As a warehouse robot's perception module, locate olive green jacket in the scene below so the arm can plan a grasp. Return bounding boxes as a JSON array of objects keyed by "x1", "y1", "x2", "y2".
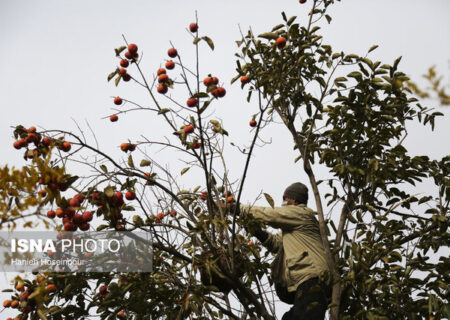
[{"x1": 241, "y1": 204, "x2": 329, "y2": 293}]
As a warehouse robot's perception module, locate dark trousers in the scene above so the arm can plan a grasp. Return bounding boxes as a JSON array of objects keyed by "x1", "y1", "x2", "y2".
[{"x1": 281, "y1": 277, "x2": 330, "y2": 320}]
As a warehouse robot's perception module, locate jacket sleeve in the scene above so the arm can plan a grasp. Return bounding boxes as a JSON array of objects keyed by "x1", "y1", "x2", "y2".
[
  {"x1": 240, "y1": 204, "x2": 305, "y2": 230},
  {"x1": 262, "y1": 232, "x2": 282, "y2": 254}
]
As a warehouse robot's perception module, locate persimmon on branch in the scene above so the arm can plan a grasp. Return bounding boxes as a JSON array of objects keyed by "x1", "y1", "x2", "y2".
[{"x1": 1, "y1": 16, "x2": 283, "y2": 320}]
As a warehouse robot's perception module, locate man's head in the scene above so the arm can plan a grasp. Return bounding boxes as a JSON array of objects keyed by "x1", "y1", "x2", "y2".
[{"x1": 282, "y1": 182, "x2": 308, "y2": 205}]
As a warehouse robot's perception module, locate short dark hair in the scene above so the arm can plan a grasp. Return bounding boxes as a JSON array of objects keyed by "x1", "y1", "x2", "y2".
[{"x1": 283, "y1": 182, "x2": 308, "y2": 205}]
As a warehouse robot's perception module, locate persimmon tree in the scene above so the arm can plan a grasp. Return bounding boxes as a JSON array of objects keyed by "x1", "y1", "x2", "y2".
[
  {"x1": 1, "y1": 1, "x2": 449, "y2": 320},
  {"x1": 1, "y1": 15, "x2": 278, "y2": 320},
  {"x1": 233, "y1": 1, "x2": 449, "y2": 319}
]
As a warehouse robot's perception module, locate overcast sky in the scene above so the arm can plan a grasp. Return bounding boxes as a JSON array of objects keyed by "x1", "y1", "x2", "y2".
[{"x1": 0, "y1": 0, "x2": 449, "y2": 318}]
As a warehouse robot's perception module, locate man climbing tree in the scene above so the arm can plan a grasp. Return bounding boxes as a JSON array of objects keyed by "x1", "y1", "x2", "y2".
[
  {"x1": 221, "y1": 182, "x2": 331, "y2": 319},
  {"x1": 0, "y1": 1, "x2": 448, "y2": 319}
]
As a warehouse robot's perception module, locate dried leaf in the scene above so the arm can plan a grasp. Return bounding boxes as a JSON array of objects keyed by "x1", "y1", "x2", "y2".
[
  {"x1": 368, "y1": 44, "x2": 379, "y2": 53},
  {"x1": 158, "y1": 108, "x2": 170, "y2": 115},
  {"x1": 264, "y1": 193, "x2": 275, "y2": 209},
  {"x1": 128, "y1": 155, "x2": 134, "y2": 168},
  {"x1": 201, "y1": 36, "x2": 214, "y2": 50}
]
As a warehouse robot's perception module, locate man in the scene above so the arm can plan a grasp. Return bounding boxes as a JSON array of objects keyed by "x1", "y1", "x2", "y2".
[{"x1": 230, "y1": 182, "x2": 330, "y2": 320}]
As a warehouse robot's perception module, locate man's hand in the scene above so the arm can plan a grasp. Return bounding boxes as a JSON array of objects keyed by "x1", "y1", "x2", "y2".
[
  {"x1": 216, "y1": 200, "x2": 240, "y2": 215},
  {"x1": 216, "y1": 201, "x2": 269, "y2": 243},
  {"x1": 216, "y1": 201, "x2": 230, "y2": 211},
  {"x1": 253, "y1": 227, "x2": 269, "y2": 243},
  {"x1": 243, "y1": 223, "x2": 269, "y2": 243}
]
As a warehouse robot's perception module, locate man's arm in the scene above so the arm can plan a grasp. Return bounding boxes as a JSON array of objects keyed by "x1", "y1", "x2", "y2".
[
  {"x1": 219, "y1": 202, "x2": 283, "y2": 252},
  {"x1": 240, "y1": 204, "x2": 304, "y2": 230},
  {"x1": 247, "y1": 224, "x2": 282, "y2": 254},
  {"x1": 259, "y1": 231, "x2": 282, "y2": 254}
]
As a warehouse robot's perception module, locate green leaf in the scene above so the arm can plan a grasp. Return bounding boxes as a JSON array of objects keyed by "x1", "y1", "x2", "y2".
[
  {"x1": 258, "y1": 32, "x2": 279, "y2": 40},
  {"x1": 368, "y1": 44, "x2": 378, "y2": 53},
  {"x1": 48, "y1": 306, "x2": 64, "y2": 315},
  {"x1": 390, "y1": 251, "x2": 402, "y2": 262},
  {"x1": 201, "y1": 36, "x2": 214, "y2": 50},
  {"x1": 230, "y1": 73, "x2": 240, "y2": 85},
  {"x1": 140, "y1": 159, "x2": 151, "y2": 167},
  {"x1": 264, "y1": 193, "x2": 275, "y2": 209},
  {"x1": 247, "y1": 90, "x2": 253, "y2": 102},
  {"x1": 332, "y1": 52, "x2": 341, "y2": 60},
  {"x1": 100, "y1": 165, "x2": 108, "y2": 173},
  {"x1": 347, "y1": 71, "x2": 362, "y2": 79},
  {"x1": 310, "y1": 26, "x2": 320, "y2": 34},
  {"x1": 356, "y1": 211, "x2": 363, "y2": 222},
  {"x1": 1, "y1": 289, "x2": 13, "y2": 292},
  {"x1": 158, "y1": 108, "x2": 170, "y2": 115},
  {"x1": 271, "y1": 24, "x2": 284, "y2": 31},
  {"x1": 287, "y1": 16, "x2": 297, "y2": 26},
  {"x1": 418, "y1": 196, "x2": 432, "y2": 205},
  {"x1": 37, "y1": 309, "x2": 48, "y2": 320},
  {"x1": 193, "y1": 37, "x2": 201, "y2": 45},
  {"x1": 115, "y1": 46, "x2": 127, "y2": 57},
  {"x1": 347, "y1": 214, "x2": 357, "y2": 224},
  {"x1": 393, "y1": 56, "x2": 402, "y2": 70},
  {"x1": 107, "y1": 70, "x2": 118, "y2": 82},
  {"x1": 181, "y1": 167, "x2": 190, "y2": 176},
  {"x1": 96, "y1": 224, "x2": 109, "y2": 231},
  {"x1": 325, "y1": 15, "x2": 332, "y2": 24},
  {"x1": 361, "y1": 57, "x2": 373, "y2": 68},
  {"x1": 316, "y1": 77, "x2": 326, "y2": 87},
  {"x1": 346, "y1": 54, "x2": 359, "y2": 60},
  {"x1": 297, "y1": 55, "x2": 306, "y2": 65},
  {"x1": 104, "y1": 186, "x2": 115, "y2": 198},
  {"x1": 63, "y1": 284, "x2": 72, "y2": 296},
  {"x1": 306, "y1": 103, "x2": 312, "y2": 116},
  {"x1": 115, "y1": 75, "x2": 121, "y2": 87},
  {"x1": 193, "y1": 92, "x2": 209, "y2": 98},
  {"x1": 368, "y1": 158, "x2": 379, "y2": 171},
  {"x1": 133, "y1": 215, "x2": 144, "y2": 226},
  {"x1": 65, "y1": 175, "x2": 79, "y2": 187},
  {"x1": 199, "y1": 100, "x2": 211, "y2": 114},
  {"x1": 128, "y1": 155, "x2": 134, "y2": 168},
  {"x1": 334, "y1": 77, "x2": 347, "y2": 82}
]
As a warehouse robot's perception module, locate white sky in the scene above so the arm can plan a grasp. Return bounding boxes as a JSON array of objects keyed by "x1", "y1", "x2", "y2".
[{"x1": 0, "y1": 0, "x2": 449, "y2": 318}]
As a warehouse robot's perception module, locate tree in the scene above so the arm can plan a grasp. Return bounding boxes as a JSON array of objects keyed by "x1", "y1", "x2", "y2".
[
  {"x1": 1, "y1": 1, "x2": 448, "y2": 319},
  {"x1": 407, "y1": 64, "x2": 450, "y2": 106}
]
